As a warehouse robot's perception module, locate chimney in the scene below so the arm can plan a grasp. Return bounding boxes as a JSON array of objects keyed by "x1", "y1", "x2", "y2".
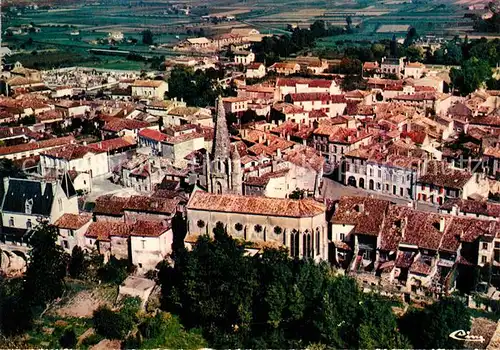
[
  {"x1": 277, "y1": 148, "x2": 281, "y2": 158},
  {"x1": 357, "y1": 204, "x2": 364, "y2": 213},
  {"x1": 451, "y1": 204, "x2": 458, "y2": 215},
  {"x1": 83, "y1": 141, "x2": 87, "y2": 146},
  {"x1": 439, "y1": 217, "x2": 446, "y2": 233}
]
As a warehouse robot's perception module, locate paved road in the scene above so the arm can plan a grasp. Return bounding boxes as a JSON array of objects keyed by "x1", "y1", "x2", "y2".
[{"x1": 320, "y1": 177, "x2": 437, "y2": 213}]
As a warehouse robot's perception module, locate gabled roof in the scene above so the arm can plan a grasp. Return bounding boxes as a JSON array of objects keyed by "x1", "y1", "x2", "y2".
[
  {"x1": 187, "y1": 191, "x2": 325, "y2": 218},
  {"x1": 40, "y1": 144, "x2": 103, "y2": 161},
  {"x1": 331, "y1": 196, "x2": 391, "y2": 236},
  {"x1": 54, "y1": 213, "x2": 92, "y2": 230},
  {"x1": 123, "y1": 195, "x2": 179, "y2": 215},
  {"x1": 1, "y1": 178, "x2": 55, "y2": 216}
]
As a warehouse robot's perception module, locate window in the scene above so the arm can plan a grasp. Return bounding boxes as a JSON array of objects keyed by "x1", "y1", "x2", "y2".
[
  {"x1": 400, "y1": 188, "x2": 403, "y2": 196},
  {"x1": 482, "y1": 256, "x2": 487, "y2": 264},
  {"x1": 483, "y1": 242, "x2": 489, "y2": 250},
  {"x1": 495, "y1": 242, "x2": 500, "y2": 249},
  {"x1": 385, "y1": 184, "x2": 389, "y2": 191},
  {"x1": 340, "y1": 233, "x2": 345, "y2": 241},
  {"x1": 58, "y1": 198, "x2": 63, "y2": 211},
  {"x1": 69, "y1": 229, "x2": 74, "y2": 237},
  {"x1": 26, "y1": 219, "x2": 32, "y2": 229},
  {"x1": 378, "y1": 169, "x2": 382, "y2": 178},
  {"x1": 9, "y1": 217, "x2": 14, "y2": 227},
  {"x1": 362, "y1": 250, "x2": 371, "y2": 260},
  {"x1": 369, "y1": 168, "x2": 373, "y2": 176},
  {"x1": 63, "y1": 240, "x2": 69, "y2": 249},
  {"x1": 141, "y1": 240, "x2": 146, "y2": 249}
]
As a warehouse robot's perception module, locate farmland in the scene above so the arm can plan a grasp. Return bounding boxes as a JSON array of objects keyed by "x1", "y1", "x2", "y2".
[{"x1": 1, "y1": 0, "x2": 490, "y2": 69}]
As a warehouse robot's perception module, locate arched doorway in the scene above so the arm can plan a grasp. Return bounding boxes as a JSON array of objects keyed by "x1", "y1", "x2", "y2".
[
  {"x1": 359, "y1": 178, "x2": 365, "y2": 189},
  {"x1": 347, "y1": 176, "x2": 357, "y2": 187},
  {"x1": 216, "y1": 182, "x2": 223, "y2": 194},
  {"x1": 369, "y1": 179, "x2": 374, "y2": 190}
]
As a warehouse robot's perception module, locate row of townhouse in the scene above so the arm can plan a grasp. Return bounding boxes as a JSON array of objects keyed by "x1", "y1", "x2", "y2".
[{"x1": 330, "y1": 195, "x2": 499, "y2": 298}]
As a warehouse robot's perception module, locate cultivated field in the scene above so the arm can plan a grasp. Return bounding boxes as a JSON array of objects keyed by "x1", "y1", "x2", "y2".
[{"x1": 2, "y1": 0, "x2": 491, "y2": 69}]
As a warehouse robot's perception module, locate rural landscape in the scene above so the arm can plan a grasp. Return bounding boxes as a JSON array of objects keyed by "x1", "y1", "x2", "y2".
[
  {"x1": 2, "y1": 0, "x2": 499, "y2": 70},
  {"x1": 0, "y1": 0, "x2": 500, "y2": 349}
]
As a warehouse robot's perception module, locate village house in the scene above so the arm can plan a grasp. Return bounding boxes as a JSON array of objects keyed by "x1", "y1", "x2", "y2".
[
  {"x1": 270, "y1": 103, "x2": 309, "y2": 124},
  {"x1": 346, "y1": 152, "x2": 420, "y2": 199},
  {"x1": 53, "y1": 213, "x2": 93, "y2": 253},
  {"x1": 161, "y1": 125, "x2": 205, "y2": 168},
  {"x1": 313, "y1": 126, "x2": 373, "y2": 165},
  {"x1": 233, "y1": 50, "x2": 255, "y2": 65},
  {"x1": 404, "y1": 62, "x2": 426, "y2": 79},
  {"x1": 439, "y1": 198, "x2": 500, "y2": 221},
  {"x1": 131, "y1": 80, "x2": 169, "y2": 100},
  {"x1": 285, "y1": 93, "x2": 347, "y2": 118},
  {"x1": 164, "y1": 106, "x2": 213, "y2": 127},
  {"x1": 54, "y1": 100, "x2": 90, "y2": 118},
  {"x1": 416, "y1": 161, "x2": 490, "y2": 205},
  {"x1": 123, "y1": 195, "x2": 179, "y2": 225},
  {"x1": 102, "y1": 118, "x2": 151, "y2": 140},
  {"x1": 483, "y1": 145, "x2": 500, "y2": 179},
  {"x1": 221, "y1": 97, "x2": 249, "y2": 115},
  {"x1": 268, "y1": 62, "x2": 300, "y2": 76},
  {"x1": 237, "y1": 84, "x2": 276, "y2": 101},
  {"x1": 84, "y1": 220, "x2": 173, "y2": 271},
  {"x1": 0, "y1": 136, "x2": 76, "y2": 161},
  {"x1": 245, "y1": 63, "x2": 266, "y2": 79},
  {"x1": 0, "y1": 175, "x2": 78, "y2": 250},
  {"x1": 138, "y1": 128, "x2": 168, "y2": 156},
  {"x1": 276, "y1": 78, "x2": 341, "y2": 100},
  {"x1": 186, "y1": 190, "x2": 328, "y2": 261},
  {"x1": 380, "y1": 57, "x2": 405, "y2": 78},
  {"x1": 176, "y1": 37, "x2": 212, "y2": 51},
  {"x1": 39, "y1": 143, "x2": 109, "y2": 178}
]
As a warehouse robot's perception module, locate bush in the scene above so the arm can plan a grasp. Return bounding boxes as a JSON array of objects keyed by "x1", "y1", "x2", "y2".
[
  {"x1": 93, "y1": 305, "x2": 134, "y2": 340},
  {"x1": 81, "y1": 333, "x2": 102, "y2": 347},
  {"x1": 98, "y1": 256, "x2": 129, "y2": 284},
  {"x1": 59, "y1": 328, "x2": 77, "y2": 348}
]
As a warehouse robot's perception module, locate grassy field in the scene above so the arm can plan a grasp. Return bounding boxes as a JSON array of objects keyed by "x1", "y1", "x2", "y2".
[{"x1": 0, "y1": 0, "x2": 484, "y2": 70}]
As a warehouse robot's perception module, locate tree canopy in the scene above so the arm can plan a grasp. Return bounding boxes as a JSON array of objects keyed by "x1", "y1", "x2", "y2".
[{"x1": 159, "y1": 227, "x2": 410, "y2": 349}]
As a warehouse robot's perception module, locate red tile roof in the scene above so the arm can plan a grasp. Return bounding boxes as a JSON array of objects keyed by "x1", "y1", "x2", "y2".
[
  {"x1": 440, "y1": 199, "x2": 500, "y2": 218},
  {"x1": 0, "y1": 136, "x2": 75, "y2": 156},
  {"x1": 187, "y1": 191, "x2": 325, "y2": 218},
  {"x1": 276, "y1": 78, "x2": 334, "y2": 88},
  {"x1": 93, "y1": 195, "x2": 129, "y2": 217},
  {"x1": 85, "y1": 221, "x2": 131, "y2": 241},
  {"x1": 54, "y1": 213, "x2": 92, "y2": 230},
  {"x1": 331, "y1": 196, "x2": 391, "y2": 236},
  {"x1": 418, "y1": 161, "x2": 473, "y2": 189},
  {"x1": 123, "y1": 195, "x2": 179, "y2": 215},
  {"x1": 88, "y1": 137, "x2": 136, "y2": 152},
  {"x1": 103, "y1": 118, "x2": 150, "y2": 132},
  {"x1": 138, "y1": 128, "x2": 168, "y2": 142},
  {"x1": 41, "y1": 144, "x2": 104, "y2": 160}
]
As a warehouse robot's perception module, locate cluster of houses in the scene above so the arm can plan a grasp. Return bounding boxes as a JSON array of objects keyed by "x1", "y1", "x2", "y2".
[{"x1": 0, "y1": 42, "x2": 499, "y2": 301}]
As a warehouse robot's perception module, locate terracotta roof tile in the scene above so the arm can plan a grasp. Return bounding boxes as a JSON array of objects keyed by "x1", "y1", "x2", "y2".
[
  {"x1": 187, "y1": 191, "x2": 325, "y2": 218},
  {"x1": 54, "y1": 213, "x2": 92, "y2": 230}
]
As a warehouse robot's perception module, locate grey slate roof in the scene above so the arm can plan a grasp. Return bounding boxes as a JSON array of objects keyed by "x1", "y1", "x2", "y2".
[{"x1": 1, "y1": 178, "x2": 55, "y2": 216}]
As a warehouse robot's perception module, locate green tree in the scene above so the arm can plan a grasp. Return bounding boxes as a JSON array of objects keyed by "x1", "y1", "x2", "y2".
[
  {"x1": 404, "y1": 27, "x2": 418, "y2": 47},
  {"x1": 405, "y1": 45, "x2": 424, "y2": 62},
  {"x1": 142, "y1": 30, "x2": 154, "y2": 45},
  {"x1": 23, "y1": 222, "x2": 68, "y2": 305},
  {"x1": 400, "y1": 297, "x2": 470, "y2": 349},
  {"x1": 93, "y1": 305, "x2": 134, "y2": 340},
  {"x1": 450, "y1": 57, "x2": 491, "y2": 95},
  {"x1": 97, "y1": 256, "x2": 129, "y2": 284},
  {"x1": 68, "y1": 245, "x2": 87, "y2": 279}
]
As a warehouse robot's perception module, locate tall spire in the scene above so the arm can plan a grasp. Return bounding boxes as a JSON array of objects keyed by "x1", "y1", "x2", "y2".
[{"x1": 212, "y1": 97, "x2": 230, "y2": 159}]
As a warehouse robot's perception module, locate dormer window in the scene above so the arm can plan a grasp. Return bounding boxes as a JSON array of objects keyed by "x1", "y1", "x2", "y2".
[{"x1": 25, "y1": 198, "x2": 33, "y2": 214}]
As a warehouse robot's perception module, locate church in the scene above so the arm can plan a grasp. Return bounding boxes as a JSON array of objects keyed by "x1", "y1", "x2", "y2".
[
  {"x1": 203, "y1": 97, "x2": 242, "y2": 195},
  {"x1": 187, "y1": 98, "x2": 328, "y2": 261}
]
